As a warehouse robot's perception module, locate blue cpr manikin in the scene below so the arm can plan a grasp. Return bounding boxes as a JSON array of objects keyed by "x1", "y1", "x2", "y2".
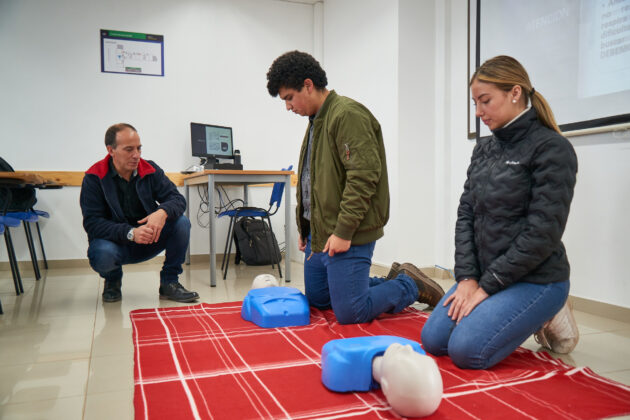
[
  {"x1": 241, "y1": 286, "x2": 310, "y2": 328},
  {"x1": 321, "y1": 336, "x2": 425, "y2": 392}
]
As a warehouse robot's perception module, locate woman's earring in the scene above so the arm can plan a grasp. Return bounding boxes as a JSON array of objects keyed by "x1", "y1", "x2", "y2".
[{"x1": 512, "y1": 99, "x2": 517, "y2": 103}]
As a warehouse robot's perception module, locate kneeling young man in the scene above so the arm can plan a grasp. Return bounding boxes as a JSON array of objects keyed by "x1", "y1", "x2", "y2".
[
  {"x1": 80, "y1": 123, "x2": 198, "y2": 303},
  {"x1": 266, "y1": 51, "x2": 444, "y2": 324}
]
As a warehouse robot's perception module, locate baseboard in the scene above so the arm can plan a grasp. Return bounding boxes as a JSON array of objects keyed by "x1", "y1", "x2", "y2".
[
  {"x1": 188, "y1": 254, "x2": 225, "y2": 264},
  {"x1": 568, "y1": 295, "x2": 630, "y2": 324},
  {"x1": 370, "y1": 262, "x2": 630, "y2": 322},
  {"x1": 0, "y1": 259, "x2": 92, "y2": 270},
  {"x1": 0, "y1": 253, "x2": 230, "y2": 271},
  {"x1": 4, "y1": 258, "x2": 628, "y2": 321},
  {"x1": 370, "y1": 262, "x2": 454, "y2": 280}
]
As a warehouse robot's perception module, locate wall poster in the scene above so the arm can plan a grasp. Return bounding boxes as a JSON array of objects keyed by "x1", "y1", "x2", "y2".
[{"x1": 100, "y1": 29, "x2": 164, "y2": 76}]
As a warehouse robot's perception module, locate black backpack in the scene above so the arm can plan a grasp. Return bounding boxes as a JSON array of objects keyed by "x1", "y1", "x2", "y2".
[
  {"x1": 233, "y1": 217, "x2": 281, "y2": 266},
  {"x1": 0, "y1": 157, "x2": 37, "y2": 212}
]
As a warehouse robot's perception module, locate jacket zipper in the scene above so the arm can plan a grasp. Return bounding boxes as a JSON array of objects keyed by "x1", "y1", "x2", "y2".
[
  {"x1": 478, "y1": 142, "x2": 505, "y2": 257},
  {"x1": 308, "y1": 120, "x2": 317, "y2": 251},
  {"x1": 101, "y1": 177, "x2": 124, "y2": 222}
]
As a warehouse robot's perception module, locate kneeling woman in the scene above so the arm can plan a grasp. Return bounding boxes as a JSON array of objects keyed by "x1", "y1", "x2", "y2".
[{"x1": 421, "y1": 55, "x2": 579, "y2": 369}]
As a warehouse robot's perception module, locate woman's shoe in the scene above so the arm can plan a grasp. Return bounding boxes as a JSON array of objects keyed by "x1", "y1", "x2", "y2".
[{"x1": 534, "y1": 301, "x2": 579, "y2": 354}]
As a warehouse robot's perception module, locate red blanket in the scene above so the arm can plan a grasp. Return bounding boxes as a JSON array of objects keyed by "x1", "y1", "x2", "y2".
[{"x1": 131, "y1": 302, "x2": 630, "y2": 419}]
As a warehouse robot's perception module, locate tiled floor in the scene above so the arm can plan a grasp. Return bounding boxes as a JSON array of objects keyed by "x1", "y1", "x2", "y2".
[{"x1": 0, "y1": 260, "x2": 629, "y2": 419}]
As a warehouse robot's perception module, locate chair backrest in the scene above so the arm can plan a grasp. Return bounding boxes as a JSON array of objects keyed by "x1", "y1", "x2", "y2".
[
  {"x1": 0, "y1": 157, "x2": 37, "y2": 212},
  {"x1": 0, "y1": 157, "x2": 13, "y2": 172},
  {"x1": 268, "y1": 165, "x2": 293, "y2": 212}
]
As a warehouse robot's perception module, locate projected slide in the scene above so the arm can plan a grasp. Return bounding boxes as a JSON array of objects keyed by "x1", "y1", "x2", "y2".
[
  {"x1": 474, "y1": 0, "x2": 630, "y2": 136},
  {"x1": 100, "y1": 30, "x2": 164, "y2": 76},
  {"x1": 578, "y1": 0, "x2": 630, "y2": 97}
]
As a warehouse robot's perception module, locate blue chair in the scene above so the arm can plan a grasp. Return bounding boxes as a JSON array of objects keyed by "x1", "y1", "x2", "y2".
[
  {"x1": 0, "y1": 233, "x2": 2, "y2": 312},
  {"x1": 1, "y1": 214, "x2": 25, "y2": 295},
  {"x1": 219, "y1": 165, "x2": 292, "y2": 280},
  {"x1": 0, "y1": 221, "x2": 2, "y2": 314},
  {"x1": 0, "y1": 220, "x2": 3, "y2": 313},
  {"x1": 5, "y1": 210, "x2": 45, "y2": 280},
  {"x1": 1, "y1": 158, "x2": 50, "y2": 277},
  {"x1": 32, "y1": 209, "x2": 49, "y2": 269}
]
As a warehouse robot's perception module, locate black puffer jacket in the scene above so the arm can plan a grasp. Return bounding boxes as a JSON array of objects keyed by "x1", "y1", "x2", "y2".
[{"x1": 455, "y1": 108, "x2": 578, "y2": 295}]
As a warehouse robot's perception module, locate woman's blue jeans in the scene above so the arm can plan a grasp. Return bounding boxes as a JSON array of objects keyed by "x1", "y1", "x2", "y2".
[
  {"x1": 421, "y1": 279, "x2": 570, "y2": 369},
  {"x1": 87, "y1": 215, "x2": 190, "y2": 285},
  {"x1": 304, "y1": 236, "x2": 418, "y2": 324}
]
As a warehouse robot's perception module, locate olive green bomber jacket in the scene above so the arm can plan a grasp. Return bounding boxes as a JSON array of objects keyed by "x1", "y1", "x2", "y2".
[{"x1": 296, "y1": 90, "x2": 390, "y2": 253}]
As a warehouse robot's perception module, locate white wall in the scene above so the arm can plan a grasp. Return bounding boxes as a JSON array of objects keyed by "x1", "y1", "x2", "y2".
[
  {"x1": 322, "y1": 0, "x2": 402, "y2": 265},
  {"x1": 0, "y1": 0, "x2": 314, "y2": 261},
  {"x1": 322, "y1": 0, "x2": 630, "y2": 309},
  {"x1": 397, "y1": 0, "x2": 439, "y2": 267},
  {"x1": 2, "y1": 0, "x2": 628, "y2": 309},
  {"x1": 321, "y1": 0, "x2": 445, "y2": 269},
  {"x1": 561, "y1": 134, "x2": 630, "y2": 308},
  {"x1": 442, "y1": 0, "x2": 630, "y2": 309},
  {"x1": 441, "y1": 0, "x2": 477, "y2": 270}
]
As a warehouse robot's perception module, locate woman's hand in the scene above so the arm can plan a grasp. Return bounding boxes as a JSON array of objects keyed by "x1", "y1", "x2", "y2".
[{"x1": 444, "y1": 278, "x2": 489, "y2": 324}]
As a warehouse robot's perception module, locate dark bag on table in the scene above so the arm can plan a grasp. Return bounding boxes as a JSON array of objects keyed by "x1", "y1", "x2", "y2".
[
  {"x1": 0, "y1": 157, "x2": 37, "y2": 212},
  {"x1": 233, "y1": 216, "x2": 281, "y2": 266}
]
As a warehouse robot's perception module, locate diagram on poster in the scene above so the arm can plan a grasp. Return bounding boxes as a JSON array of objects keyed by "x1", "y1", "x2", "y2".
[{"x1": 101, "y1": 30, "x2": 164, "y2": 76}]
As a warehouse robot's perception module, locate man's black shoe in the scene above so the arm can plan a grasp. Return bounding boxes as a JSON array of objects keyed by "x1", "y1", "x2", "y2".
[
  {"x1": 159, "y1": 282, "x2": 199, "y2": 303},
  {"x1": 102, "y1": 279, "x2": 122, "y2": 302}
]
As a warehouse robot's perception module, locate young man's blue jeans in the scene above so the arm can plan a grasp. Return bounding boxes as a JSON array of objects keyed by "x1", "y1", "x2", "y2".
[
  {"x1": 421, "y1": 279, "x2": 570, "y2": 369},
  {"x1": 87, "y1": 215, "x2": 190, "y2": 285},
  {"x1": 304, "y1": 236, "x2": 418, "y2": 324}
]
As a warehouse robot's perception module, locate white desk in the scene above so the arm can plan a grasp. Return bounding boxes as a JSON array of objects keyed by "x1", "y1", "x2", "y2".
[{"x1": 183, "y1": 170, "x2": 293, "y2": 287}]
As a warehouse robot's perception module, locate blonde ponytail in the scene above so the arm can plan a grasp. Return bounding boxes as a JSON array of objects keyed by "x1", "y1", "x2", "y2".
[
  {"x1": 471, "y1": 55, "x2": 561, "y2": 134},
  {"x1": 529, "y1": 90, "x2": 560, "y2": 133}
]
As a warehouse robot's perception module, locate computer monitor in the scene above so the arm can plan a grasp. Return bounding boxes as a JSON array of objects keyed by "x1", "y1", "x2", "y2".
[{"x1": 190, "y1": 122, "x2": 234, "y2": 167}]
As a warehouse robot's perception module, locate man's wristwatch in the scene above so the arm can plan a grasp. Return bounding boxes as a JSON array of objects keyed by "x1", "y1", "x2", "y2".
[{"x1": 127, "y1": 228, "x2": 135, "y2": 241}]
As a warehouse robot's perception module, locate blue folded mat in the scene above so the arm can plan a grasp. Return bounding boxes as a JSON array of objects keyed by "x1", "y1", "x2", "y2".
[
  {"x1": 321, "y1": 335, "x2": 425, "y2": 392},
  {"x1": 241, "y1": 286, "x2": 310, "y2": 328}
]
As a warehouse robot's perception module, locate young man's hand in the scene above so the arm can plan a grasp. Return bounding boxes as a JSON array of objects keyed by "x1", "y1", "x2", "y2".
[
  {"x1": 298, "y1": 235, "x2": 306, "y2": 252},
  {"x1": 322, "y1": 234, "x2": 351, "y2": 257}
]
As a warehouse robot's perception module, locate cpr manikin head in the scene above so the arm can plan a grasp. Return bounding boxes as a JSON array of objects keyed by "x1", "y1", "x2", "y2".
[
  {"x1": 251, "y1": 274, "x2": 279, "y2": 289},
  {"x1": 372, "y1": 343, "x2": 443, "y2": 418}
]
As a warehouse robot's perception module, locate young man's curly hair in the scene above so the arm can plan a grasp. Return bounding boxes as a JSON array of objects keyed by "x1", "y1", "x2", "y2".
[{"x1": 266, "y1": 50, "x2": 328, "y2": 97}]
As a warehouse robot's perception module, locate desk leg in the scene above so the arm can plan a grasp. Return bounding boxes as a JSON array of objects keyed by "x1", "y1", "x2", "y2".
[
  {"x1": 185, "y1": 183, "x2": 190, "y2": 265},
  {"x1": 284, "y1": 174, "x2": 292, "y2": 283},
  {"x1": 208, "y1": 175, "x2": 217, "y2": 287}
]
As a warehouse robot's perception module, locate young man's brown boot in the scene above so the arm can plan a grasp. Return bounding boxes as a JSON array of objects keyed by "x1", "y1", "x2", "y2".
[{"x1": 397, "y1": 263, "x2": 445, "y2": 307}]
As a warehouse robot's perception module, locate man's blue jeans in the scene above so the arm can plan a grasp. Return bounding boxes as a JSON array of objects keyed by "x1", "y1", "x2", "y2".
[
  {"x1": 421, "y1": 279, "x2": 570, "y2": 369},
  {"x1": 87, "y1": 215, "x2": 191, "y2": 285},
  {"x1": 304, "y1": 237, "x2": 418, "y2": 324}
]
